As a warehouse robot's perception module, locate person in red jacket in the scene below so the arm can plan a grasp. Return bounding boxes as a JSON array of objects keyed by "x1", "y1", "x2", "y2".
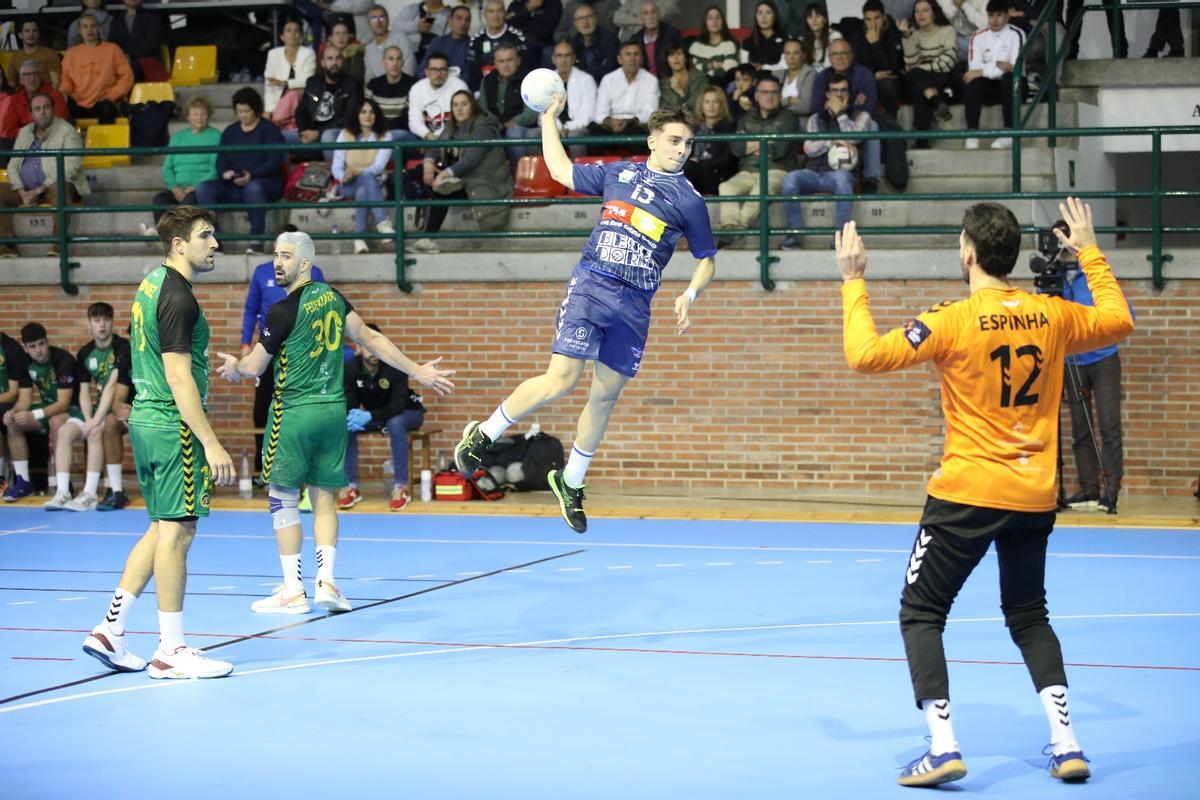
[{"x1": 0, "y1": 60, "x2": 70, "y2": 145}]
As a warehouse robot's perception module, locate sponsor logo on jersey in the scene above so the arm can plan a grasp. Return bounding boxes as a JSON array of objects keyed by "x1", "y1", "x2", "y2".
[
  {"x1": 378, "y1": 378, "x2": 390, "y2": 389},
  {"x1": 904, "y1": 319, "x2": 932, "y2": 350},
  {"x1": 601, "y1": 201, "x2": 666, "y2": 242}
]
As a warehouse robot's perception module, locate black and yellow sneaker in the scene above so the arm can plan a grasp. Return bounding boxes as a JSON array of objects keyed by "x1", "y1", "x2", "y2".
[
  {"x1": 548, "y1": 469, "x2": 587, "y2": 534},
  {"x1": 454, "y1": 421, "x2": 493, "y2": 478}
]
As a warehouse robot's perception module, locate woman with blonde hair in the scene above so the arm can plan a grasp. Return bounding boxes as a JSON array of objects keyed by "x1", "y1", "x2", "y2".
[{"x1": 684, "y1": 86, "x2": 737, "y2": 196}]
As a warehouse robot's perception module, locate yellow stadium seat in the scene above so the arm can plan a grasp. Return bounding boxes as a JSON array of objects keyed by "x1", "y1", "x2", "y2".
[
  {"x1": 83, "y1": 124, "x2": 131, "y2": 169},
  {"x1": 170, "y1": 46, "x2": 217, "y2": 87},
  {"x1": 74, "y1": 118, "x2": 100, "y2": 132},
  {"x1": 0, "y1": 51, "x2": 16, "y2": 76},
  {"x1": 130, "y1": 82, "x2": 175, "y2": 105},
  {"x1": 161, "y1": 45, "x2": 171, "y2": 76},
  {"x1": 0, "y1": 167, "x2": 8, "y2": 184}
]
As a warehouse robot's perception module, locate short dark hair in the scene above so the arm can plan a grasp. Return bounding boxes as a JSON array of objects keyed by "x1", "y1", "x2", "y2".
[
  {"x1": 21, "y1": 322, "x2": 47, "y2": 344},
  {"x1": 425, "y1": 51, "x2": 449, "y2": 68},
  {"x1": 733, "y1": 63, "x2": 758, "y2": 81},
  {"x1": 827, "y1": 73, "x2": 851, "y2": 90},
  {"x1": 962, "y1": 203, "x2": 1021, "y2": 277},
  {"x1": 648, "y1": 105, "x2": 695, "y2": 134},
  {"x1": 985, "y1": 0, "x2": 1009, "y2": 13},
  {"x1": 87, "y1": 302, "x2": 114, "y2": 320},
  {"x1": 862, "y1": 0, "x2": 885, "y2": 13},
  {"x1": 346, "y1": 97, "x2": 389, "y2": 138},
  {"x1": 231, "y1": 87, "x2": 264, "y2": 117},
  {"x1": 620, "y1": 41, "x2": 642, "y2": 53},
  {"x1": 755, "y1": 73, "x2": 782, "y2": 90},
  {"x1": 157, "y1": 205, "x2": 217, "y2": 257}
]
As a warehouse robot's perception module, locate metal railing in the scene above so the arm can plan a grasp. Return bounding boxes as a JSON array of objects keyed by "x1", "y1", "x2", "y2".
[{"x1": 2, "y1": 125, "x2": 1197, "y2": 295}]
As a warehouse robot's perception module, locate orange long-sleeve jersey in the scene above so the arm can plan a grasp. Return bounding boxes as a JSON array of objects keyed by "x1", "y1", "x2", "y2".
[{"x1": 842, "y1": 245, "x2": 1134, "y2": 512}]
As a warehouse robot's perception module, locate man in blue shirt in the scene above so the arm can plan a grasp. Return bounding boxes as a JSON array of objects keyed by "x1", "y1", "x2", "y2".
[{"x1": 454, "y1": 97, "x2": 717, "y2": 533}]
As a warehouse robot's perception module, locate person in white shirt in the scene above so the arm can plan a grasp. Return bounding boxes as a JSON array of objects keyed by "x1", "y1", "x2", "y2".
[
  {"x1": 407, "y1": 51, "x2": 469, "y2": 139},
  {"x1": 364, "y1": 4, "x2": 418, "y2": 79},
  {"x1": 263, "y1": 19, "x2": 318, "y2": 114},
  {"x1": 589, "y1": 41, "x2": 659, "y2": 142},
  {"x1": 538, "y1": 39, "x2": 597, "y2": 157},
  {"x1": 961, "y1": 0, "x2": 1023, "y2": 151}
]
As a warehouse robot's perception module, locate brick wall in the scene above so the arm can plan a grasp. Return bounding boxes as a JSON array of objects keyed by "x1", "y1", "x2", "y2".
[{"x1": 2, "y1": 278, "x2": 1195, "y2": 497}]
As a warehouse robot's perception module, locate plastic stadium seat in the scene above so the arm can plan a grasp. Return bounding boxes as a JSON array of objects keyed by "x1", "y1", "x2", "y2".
[
  {"x1": 170, "y1": 46, "x2": 217, "y2": 87},
  {"x1": 83, "y1": 124, "x2": 131, "y2": 169},
  {"x1": 513, "y1": 155, "x2": 564, "y2": 200},
  {"x1": 161, "y1": 45, "x2": 171, "y2": 76},
  {"x1": 0, "y1": 167, "x2": 8, "y2": 184},
  {"x1": 0, "y1": 52, "x2": 15, "y2": 76},
  {"x1": 129, "y1": 82, "x2": 175, "y2": 105}
]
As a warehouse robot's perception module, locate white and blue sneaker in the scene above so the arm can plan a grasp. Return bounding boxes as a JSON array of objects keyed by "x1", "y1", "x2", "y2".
[
  {"x1": 898, "y1": 748, "x2": 967, "y2": 787},
  {"x1": 82, "y1": 625, "x2": 147, "y2": 672},
  {"x1": 1046, "y1": 745, "x2": 1091, "y2": 781}
]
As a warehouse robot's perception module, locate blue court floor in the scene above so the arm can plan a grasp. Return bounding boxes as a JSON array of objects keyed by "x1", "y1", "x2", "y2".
[{"x1": 1, "y1": 507, "x2": 1197, "y2": 798}]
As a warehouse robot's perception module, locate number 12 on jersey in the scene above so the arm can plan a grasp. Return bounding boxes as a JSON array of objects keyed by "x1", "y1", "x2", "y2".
[{"x1": 990, "y1": 343, "x2": 1043, "y2": 408}]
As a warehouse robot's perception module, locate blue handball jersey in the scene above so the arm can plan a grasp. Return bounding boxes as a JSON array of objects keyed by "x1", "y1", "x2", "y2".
[{"x1": 571, "y1": 161, "x2": 717, "y2": 292}]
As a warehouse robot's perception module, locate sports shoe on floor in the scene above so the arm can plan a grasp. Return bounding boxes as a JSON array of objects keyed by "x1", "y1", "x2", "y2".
[
  {"x1": 897, "y1": 749, "x2": 967, "y2": 787},
  {"x1": 147, "y1": 645, "x2": 233, "y2": 679},
  {"x1": 337, "y1": 487, "x2": 363, "y2": 509},
  {"x1": 1065, "y1": 491, "x2": 1100, "y2": 511},
  {"x1": 990, "y1": 136, "x2": 1013, "y2": 150},
  {"x1": 82, "y1": 625, "x2": 147, "y2": 672},
  {"x1": 65, "y1": 491, "x2": 98, "y2": 511},
  {"x1": 1046, "y1": 746, "x2": 1091, "y2": 781},
  {"x1": 96, "y1": 489, "x2": 130, "y2": 511},
  {"x1": 251, "y1": 585, "x2": 311, "y2": 615},
  {"x1": 299, "y1": 487, "x2": 312, "y2": 513},
  {"x1": 411, "y1": 238, "x2": 440, "y2": 254},
  {"x1": 4, "y1": 475, "x2": 35, "y2": 502},
  {"x1": 1099, "y1": 489, "x2": 1119, "y2": 514},
  {"x1": 454, "y1": 421, "x2": 493, "y2": 477},
  {"x1": 547, "y1": 469, "x2": 587, "y2": 534},
  {"x1": 389, "y1": 486, "x2": 411, "y2": 511},
  {"x1": 314, "y1": 578, "x2": 352, "y2": 612},
  {"x1": 934, "y1": 100, "x2": 953, "y2": 122},
  {"x1": 376, "y1": 219, "x2": 395, "y2": 235},
  {"x1": 964, "y1": 137, "x2": 980, "y2": 150},
  {"x1": 779, "y1": 235, "x2": 803, "y2": 250},
  {"x1": 353, "y1": 238, "x2": 370, "y2": 254},
  {"x1": 43, "y1": 489, "x2": 72, "y2": 510}
]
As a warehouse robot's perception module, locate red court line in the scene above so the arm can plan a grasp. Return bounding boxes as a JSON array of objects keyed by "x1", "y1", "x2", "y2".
[{"x1": 3, "y1": 626, "x2": 1198, "y2": 672}]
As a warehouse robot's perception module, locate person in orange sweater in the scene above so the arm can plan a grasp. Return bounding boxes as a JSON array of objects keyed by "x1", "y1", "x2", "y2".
[
  {"x1": 58, "y1": 12, "x2": 135, "y2": 124},
  {"x1": 838, "y1": 199, "x2": 1133, "y2": 788}
]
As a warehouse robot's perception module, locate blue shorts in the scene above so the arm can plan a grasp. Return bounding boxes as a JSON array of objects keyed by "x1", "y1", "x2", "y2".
[{"x1": 552, "y1": 265, "x2": 654, "y2": 378}]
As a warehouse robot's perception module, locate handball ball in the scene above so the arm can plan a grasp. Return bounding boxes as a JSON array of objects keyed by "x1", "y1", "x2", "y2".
[
  {"x1": 827, "y1": 142, "x2": 859, "y2": 172},
  {"x1": 521, "y1": 68, "x2": 565, "y2": 113}
]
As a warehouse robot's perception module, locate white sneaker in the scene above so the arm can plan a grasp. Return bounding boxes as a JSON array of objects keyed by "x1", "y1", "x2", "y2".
[
  {"x1": 251, "y1": 584, "x2": 311, "y2": 614},
  {"x1": 64, "y1": 491, "x2": 98, "y2": 511},
  {"x1": 964, "y1": 137, "x2": 980, "y2": 150},
  {"x1": 147, "y1": 645, "x2": 233, "y2": 679},
  {"x1": 43, "y1": 490, "x2": 72, "y2": 510},
  {"x1": 990, "y1": 136, "x2": 1013, "y2": 150},
  {"x1": 353, "y1": 238, "x2": 370, "y2": 254},
  {"x1": 411, "y1": 238, "x2": 440, "y2": 254},
  {"x1": 82, "y1": 625, "x2": 147, "y2": 672},
  {"x1": 314, "y1": 578, "x2": 352, "y2": 613},
  {"x1": 376, "y1": 219, "x2": 395, "y2": 235}
]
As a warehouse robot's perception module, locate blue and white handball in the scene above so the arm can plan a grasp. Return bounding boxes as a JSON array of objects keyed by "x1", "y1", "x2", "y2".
[{"x1": 520, "y1": 68, "x2": 565, "y2": 113}]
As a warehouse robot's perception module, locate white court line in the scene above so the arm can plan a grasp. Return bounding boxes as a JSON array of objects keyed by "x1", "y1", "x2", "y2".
[
  {"x1": 257, "y1": 582, "x2": 278, "y2": 587},
  {"x1": 4, "y1": 610, "x2": 1198, "y2": 716},
  {"x1": 456, "y1": 572, "x2": 485, "y2": 577},
  {"x1": 606, "y1": 565, "x2": 633, "y2": 570},
  {"x1": 806, "y1": 560, "x2": 833, "y2": 564},
  {"x1": 857, "y1": 559, "x2": 884, "y2": 563},
  {"x1": 756, "y1": 561, "x2": 783, "y2": 565},
  {"x1": 7, "y1": 601, "x2": 36, "y2": 606},
  {"x1": 207, "y1": 585, "x2": 236, "y2": 591},
  {"x1": 557, "y1": 567, "x2": 583, "y2": 572},
  {"x1": 356, "y1": 577, "x2": 385, "y2": 582},
  {"x1": 505, "y1": 569, "x2": 533, "y2": 573},
  {"x1": 706, "y1": 562, "x2": 733, "y2": 567},
  {"x1": 57, "y1": 597, "x2": 86, "y2": 602},
  {"x1": 406, "y1": 575, "x2": 435, "y2": 579},
  {"x1": 655, "y1": 563, "x2": 685, "y2": 568},
  {"x1": 0, "y1": 524, "x2": 51, "y2": 538}
]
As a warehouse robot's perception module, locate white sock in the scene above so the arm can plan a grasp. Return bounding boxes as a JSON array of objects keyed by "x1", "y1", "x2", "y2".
[
  {"x1": 14, "y1": 460, "x2": 30, "y2": 481},
  {"x1": 316, "y1": 545, "x2": 336, "y2": 582},
  {"x1": 84, "y1": 471, "x2": 100, "y2": 496},
  {"x1": 479, "y1": 403, "x2": 516, "y2": 441},
  {"x1": 1039, "y1": 685, "x2": 1079, "y2": 754},
  {"x1": 920, "y1": 698, "x2": 958, "y2": 755},
  {"x1": 55, "y1": 472, "x2": 69, "y2": 493},
  {"x1": 102, "y1": 587, "x2": 137, "y2": 636},
  {"x1": 563, "y1": 443, "x2": 594, "y2": 489},
  {"x1": 280, "y1": 552, "x2": 302, "y2": 590},
  {"x1": 106, "y1": 464, "x2": 123, "y2": 493},
  {"x1": 158, "y1": 610, "x2": 185, "y2": 653}
]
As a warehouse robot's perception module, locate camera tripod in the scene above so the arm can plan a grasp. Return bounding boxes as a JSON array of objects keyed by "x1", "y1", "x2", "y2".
[{"x1": 1055, "y1": 355, "x2": 1118, "y2": 514}]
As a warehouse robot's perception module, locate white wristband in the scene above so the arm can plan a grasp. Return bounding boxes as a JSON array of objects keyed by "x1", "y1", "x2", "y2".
[
  {"x1": 32, "y1": 408, "x2": 45, "y2": 421},
  {"x1": 684, "y1": 287, "x2": 698, "y2": 304}
]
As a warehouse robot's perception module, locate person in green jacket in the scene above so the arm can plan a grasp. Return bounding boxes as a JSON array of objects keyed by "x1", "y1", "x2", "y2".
[
  {"x1": 147, "y1": 96, "x2": 220, "y2": 228},
  {"x1": 717, "y1": 72, "x2": 799, "y2": 233},
  {"x1": 658, "y1": 42, "x2": 709, "y2": 112}
]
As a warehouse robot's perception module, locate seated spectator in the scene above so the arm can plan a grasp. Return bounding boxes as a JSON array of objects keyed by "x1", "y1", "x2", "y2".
[
  {"x1": 468, "y1": 0, "x2": 528, "y2": 90},
  {"x1": 555, "y1": 1, "x2": 621, "y2": 41},
  {"x1": 612, "y1": 0, "x2": 682, "y2": 40},
  {"x1": 631, "y1": 1, "x2": 682, "y2": 78},
  {"x1": 67, "y1": 0, "x2": 113, "y2": 48},
  {"x1": 321, "y1": 20, "x2": 368, "y2": 82},
  {"x1": 292, "y1": 44, "x2": 364, "y2": 160},
  {"x1": 683, "y1": 86, "x2": 737, "y2": 195},
  {"x1": 900, "y1": 0, "x2": 960, "y2": 146},
  {"x1": 801, "y1": 2, "x2": 844, "y2": 68},
  {"x1": 659, "y1": 43, "x2": 709, "y2": 112},
  {"x1": 566, "y1": 1, "x2": 620, "y2": 84},
  {"x1": 339, "y1": 322, "x2": 425, "y2": 512},
  {"x1": 542, "y1": 39, "x2": 598, "y2": 157},
  {"x1": 962, "y1": 0, "x2": 1023, "y2": 150},
  {"x1": 717, "y1": 74, "x2": 798, "y2": 236},
  {"x1": 5, "y1": 20, "x2": 61, "y2": 90},
  {"x1": 688, "y1": 5, "x2": 740, "y2": 87},
  {"x1": 477, "y1": 43, "x2": 537, "y2": 166},
  {"x1": 0, "y1": 329, "x2": 32, "y2": 493},
  {"x1": 777, "y1": 38, "x2": 816, "y2": 121},
  {"x1": 395, "y1": 0, "x2": 454, "y2": 61},
  {"x1": 726, "y1": 63, "x2": 758, "y2": 124},
  {"x1": 367, "y1": 45, "x2": 419, "y2": 137},
  {"x1": 0, "y1": 61, "x2": 70, "y2": 156},
  {"x1": 506, "y1": 0, "x2": 563, "y2": 65},
  {"x1": 851, "y1": 0, "x2": 907, "y2": 116},
  {"x1": 59, "y1": 12, "x2": 134, "y2": 124},
  {"x1": 412, "y1": 90, "x2": 513, "y2": 253},
  {"x1": 743, "y1": 1, "x2": 789, "y2": 71},
  {"x1": 293, "y1": 0, "x2": 372, "y2": 46},
  {"x1": 332, "y1": 98, "x2": 397, "y2": 254},
  {"x1": 781, "y1": 73, "x2": 865, "y2": 249},
  {"x1": 364, "y1": 4, "x2": 419, "y2": 81},
  {"x1": 195, "y1": 88, "x2": 285, "y2": 254},
  {"x1": 146, "y1": 96, "x2": 220, "y2": 228},
  {"x1": 263, "y1": 19, "x2": 318, "y2": 120},
  {"x1": 408, "y1": 52, "x2": 470, "y2": 140},
  {"x1": 422, "y1": 4, "x2": 473, "y2": 77},
  {"x1": 0, "y1": 94, "x2": 88, "y2": 258},
  {"x1": 813, "y1": 39, "x2": 883, "y2": 192},
  {"x1": 107, "y1": 0, "x2": 169, "y2": 82},
  {"x1": 938, "y1": 0, "x2": 987, "y2": 60},
  {"x1": 588, "y1": 42, "x2": 658, "y2": 142}
]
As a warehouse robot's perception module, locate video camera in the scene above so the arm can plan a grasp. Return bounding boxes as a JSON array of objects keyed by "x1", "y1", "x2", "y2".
[{"x1": 1028, "y1": 223, "x2": 1070, "y2": 296}]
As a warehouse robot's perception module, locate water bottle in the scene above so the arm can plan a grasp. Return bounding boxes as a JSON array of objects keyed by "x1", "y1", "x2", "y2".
[
  {"x1": 239, "y1": 452, "x2": 253, "y2": 499},
  {"x1": 526, "y1": 422, "x2": 540, "y2": 439},
  {"x1": 330, "y1": 223, "x2": 342, "y2": 255},
  {"x1": 420, "y1": 469, "x2": 433, "y2": 502}
]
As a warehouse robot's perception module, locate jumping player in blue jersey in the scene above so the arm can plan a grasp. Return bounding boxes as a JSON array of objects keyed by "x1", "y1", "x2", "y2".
[{"x1": 454, "y1": 95, "x2": 718, "y2": 533}]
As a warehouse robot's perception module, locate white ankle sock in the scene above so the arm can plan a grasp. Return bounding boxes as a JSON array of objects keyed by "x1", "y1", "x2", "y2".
[
  {"x1": 84, "y1": 471, "x2": 100, "y2": 495},
  {"x1": 55, "y1": 472, "x2": 69, "y2": 492},
  {"x1": 920, "y1": 698, "x2": 958, "y2": 755},
  {"x1": 158, "y1": 610, "x2": 184, "y2": 652},
  {"x1": 480, "y1": 403, "x2": 516, "y2": 441},
  {"x1": 106, "y1": 464, "x2": 123, "y2": 493},
  {"x1": 1039, "y1": 685, "x2": 1079, "y2": 754},
  {"x1": 103, "y1": 587, "x2": 137, "y2": 636},
  {"x1": 280, "y1": 553, "x2": 302, "y2": 590},
  {"x1": 563, "y1": 443, "x2": 594, "y2": 489},
  {"x1": 14, "y1": 460, "x2": 30, "y2": 481},
  {"x1": 316, "y1": 545, "x2": 336, "y2": 582}
]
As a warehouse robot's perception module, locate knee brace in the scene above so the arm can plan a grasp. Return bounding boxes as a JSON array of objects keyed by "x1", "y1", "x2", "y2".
[{"x1": 268, "y1": 484, "x2": 301, "y2": 529}]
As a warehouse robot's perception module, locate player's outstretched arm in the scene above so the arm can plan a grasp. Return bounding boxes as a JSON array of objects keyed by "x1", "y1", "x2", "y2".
[
  {"x1": 216, "y1": 344, "x2": 272, "y2": 381},
  {"x1": 675, "y1": 256, "x2": 716, "y2": 334},
  {"x1": 163, "y1": 351, "x2": 235, "y2": 485},
  {"x1": 344, "y1": 311, "x2": 456, "y2": 395},
  {"x1": 540, "y1": 93, "x2": 574, "y2": 191}
]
